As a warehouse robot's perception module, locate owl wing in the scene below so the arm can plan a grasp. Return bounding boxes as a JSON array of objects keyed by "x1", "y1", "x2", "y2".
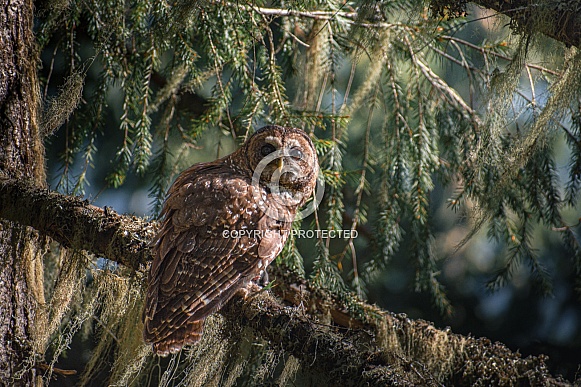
[{"x1": 143, "y1": 162, "x2": 290, "y2": 351}]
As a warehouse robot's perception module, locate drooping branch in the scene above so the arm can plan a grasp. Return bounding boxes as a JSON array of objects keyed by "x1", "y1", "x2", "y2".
[
  {"x1": 472, "y1": 0, "x2": 581, "y2": 48},
  {"x1": 0, "y1": 178, "x2": 569, "y2": 385},
  {"x1": 432, "y1": 0, "x2": 581, "y2": 48},
  {"x1": 227, "y1": 0, "x2": 581, "y2": 48}
]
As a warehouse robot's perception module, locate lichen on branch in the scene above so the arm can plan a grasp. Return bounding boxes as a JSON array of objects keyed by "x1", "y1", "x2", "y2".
[{"x1": 0, "y1": 178, "x2": 567, "y2": 385}]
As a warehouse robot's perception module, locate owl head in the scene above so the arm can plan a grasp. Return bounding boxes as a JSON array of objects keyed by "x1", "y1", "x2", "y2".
[{"x1": 243, "y1": 125, "x2": 318, "y2": 207}]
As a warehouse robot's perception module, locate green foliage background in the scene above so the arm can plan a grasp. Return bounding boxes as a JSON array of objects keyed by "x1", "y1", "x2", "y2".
[{"x1": 36, "y1": 0, "x2": 581, "y2": 383}]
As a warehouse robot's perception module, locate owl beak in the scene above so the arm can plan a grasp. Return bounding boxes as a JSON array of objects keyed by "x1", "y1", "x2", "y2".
[{"x1": 276, "y1": 157, "x2": 284, "y2": 172}]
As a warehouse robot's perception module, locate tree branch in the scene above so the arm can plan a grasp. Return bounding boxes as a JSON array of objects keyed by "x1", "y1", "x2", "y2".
[
  {"x1": 472, "y1": 0, "x2": 581, "y2": 48},
  {"x1": 236, "y1": 273, "x2": 568, "y2": 386},
  {"x1": 0, "y1": 178, "x2": 569, "y2": 385},
  {"x1": 229, "y1": 0, "x2": 581, "y2": 48},
  {"x1": 224, "y1": 291, "x2": 416, "y2": 386},
  {"x1": 0, "y1": 179, "x2": 155, "y2": 272}
]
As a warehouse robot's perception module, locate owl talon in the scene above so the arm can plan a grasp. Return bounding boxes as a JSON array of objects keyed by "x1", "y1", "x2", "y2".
[
  {"x1": 253, "y1": 270, "x2": 269, "y2": 287},
  {"x1": 236, "y1": 287, "x2": 251, "y2": 300},
  {"x1": 236, "y1": 282, "x2": 262, "y2": 300}
]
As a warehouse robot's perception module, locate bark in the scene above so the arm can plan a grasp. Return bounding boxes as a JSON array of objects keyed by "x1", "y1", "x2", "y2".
[
  {"x1": 0, "y1": 0, "x2": 46, "y2": 385},
  {"x1": 0, "y1": 178, "x2": 572, "y2": 386},
  {"x1": 0, "y1": 180, "x2": 156, "y2": 272}
]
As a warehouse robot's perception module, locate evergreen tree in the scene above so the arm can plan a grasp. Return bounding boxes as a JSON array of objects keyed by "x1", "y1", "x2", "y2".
[{"x1": 1, "y1": 0, "x2": 580, "y2": 384}]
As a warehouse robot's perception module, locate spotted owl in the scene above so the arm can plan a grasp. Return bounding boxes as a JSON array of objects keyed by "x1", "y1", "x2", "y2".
[{"x1": 142, "y1": 125, "x2": 319, "y2": 355}]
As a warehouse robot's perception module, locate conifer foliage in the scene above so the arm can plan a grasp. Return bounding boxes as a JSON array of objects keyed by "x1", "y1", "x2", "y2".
[{"x1": 32, "y1": 0, "x2": 581, "y2": 384}]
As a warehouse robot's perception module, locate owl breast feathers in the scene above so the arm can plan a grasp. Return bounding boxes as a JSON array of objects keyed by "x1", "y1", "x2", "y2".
[{"x1": 142, "y1": 125, "x2": 318, "y2": 355}]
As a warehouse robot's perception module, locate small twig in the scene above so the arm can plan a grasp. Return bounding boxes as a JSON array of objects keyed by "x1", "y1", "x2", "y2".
[
  {"x1": 92, "y1": 315, "x2": 120, "y2": 343},
  {"x1": 552, "y1": 219, "x2": 581, "y2": 231},
  {"x1": 35, "y1": 363, "x2": 77, "y2": 378},
  {"x1": 440, "y1": 35, "x2": 560, "y2": 76}
]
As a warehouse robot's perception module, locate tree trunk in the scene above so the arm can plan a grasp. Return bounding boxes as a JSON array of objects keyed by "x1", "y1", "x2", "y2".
[{"x1": 0, "y1": 0, "x2": 46, "y2": 385}]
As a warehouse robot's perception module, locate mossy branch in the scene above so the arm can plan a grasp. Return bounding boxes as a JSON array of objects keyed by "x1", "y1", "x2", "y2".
[
  {"x1": 433, "y1": 0, "x2": 581, "y2": 48},
  {"x1": 0, "y1": 179, "x2": 155, "y2": 272},
  {"x1": 0, "y1": 178, "x2": 568, "y2": 385},
  {"x1": 259, "y1": 272, "x2": 568, "y2": 386},
  {"x1": 224, "y1": 291, "x2": 413, "y2": 386}
]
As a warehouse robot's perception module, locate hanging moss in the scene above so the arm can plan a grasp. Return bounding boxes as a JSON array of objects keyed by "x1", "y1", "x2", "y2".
[{"x1": 26, "y1": 0, "x2": 581, "y2": 383}]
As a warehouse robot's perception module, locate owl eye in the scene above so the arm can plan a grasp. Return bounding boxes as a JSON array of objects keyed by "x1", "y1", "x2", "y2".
[
  {"x1": 260, "y1": 144, "x2": 276, "y2": 156},
  {"x1": 289, "y1": 148, "x2": 303, "y2": 160}
]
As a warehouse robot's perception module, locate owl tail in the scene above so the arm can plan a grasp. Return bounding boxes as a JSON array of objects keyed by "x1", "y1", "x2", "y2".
[{"x1": 150, "y1": 319, "x2": 205, "y2": 356}]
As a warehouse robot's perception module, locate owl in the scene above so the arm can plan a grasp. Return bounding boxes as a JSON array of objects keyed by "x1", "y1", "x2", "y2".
[{"x1": 142, "y1": 125, "x2": 318, "y2": 355}]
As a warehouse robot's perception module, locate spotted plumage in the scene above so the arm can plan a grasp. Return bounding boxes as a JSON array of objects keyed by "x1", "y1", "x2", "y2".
[{"x1": 142, "y1": 125, "x2": 318, "y2": 355}]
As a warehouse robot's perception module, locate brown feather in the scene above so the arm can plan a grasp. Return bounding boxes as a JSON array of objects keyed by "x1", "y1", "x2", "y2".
[
  {"x1": 152, "y1": 319, "x2": 204, "y2": 356},
  {"x1": 142, "y1": 126, "x2": 318, "y2": 355}
]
